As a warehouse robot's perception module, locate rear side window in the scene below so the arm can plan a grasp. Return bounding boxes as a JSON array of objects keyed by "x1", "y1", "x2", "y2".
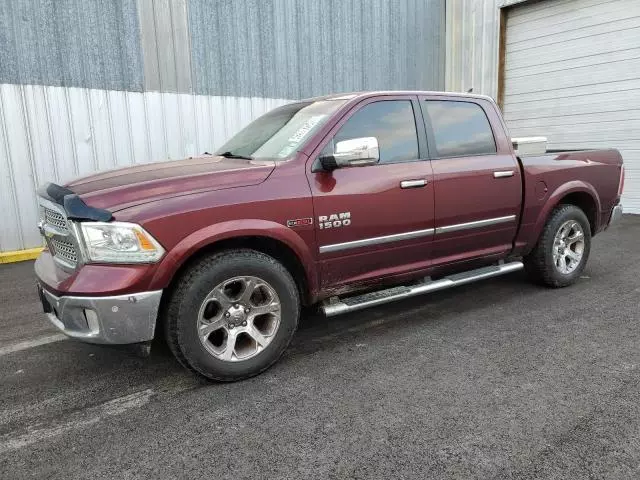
[
  {"x1": 327, "y1": 100, "x2": 419, "y2": 163},
  {"x1": 424, "y1": 101, "x2": 497, "y2": 157}
]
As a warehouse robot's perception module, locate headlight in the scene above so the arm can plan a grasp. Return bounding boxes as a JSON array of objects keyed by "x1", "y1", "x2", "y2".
[{"x1": 79, "y1": 222, "x2": 165, "y2": 263}]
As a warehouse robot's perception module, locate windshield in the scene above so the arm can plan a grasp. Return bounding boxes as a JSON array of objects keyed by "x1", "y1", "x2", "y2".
[{"x1": 215, "y1": 99, "x2": 346, "y2": 159}]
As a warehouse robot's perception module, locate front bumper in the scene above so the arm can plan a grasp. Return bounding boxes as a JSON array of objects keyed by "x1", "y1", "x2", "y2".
[
  {"x1": 608, "y1": 203, "x2": 623, "y2": 228},
  {"x1": 38, "y1": 285, "x2": 162, "y2": 344}
]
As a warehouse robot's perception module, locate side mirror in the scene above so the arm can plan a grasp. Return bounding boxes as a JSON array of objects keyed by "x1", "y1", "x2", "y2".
[{"x1": 319, "y1": 137, "x2": 379, "y2": 170}]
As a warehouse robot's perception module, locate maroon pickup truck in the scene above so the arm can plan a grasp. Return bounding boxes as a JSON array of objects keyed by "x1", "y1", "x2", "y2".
[{"x1": 35, "y1": 91, "x2": 625, "y2": 381}]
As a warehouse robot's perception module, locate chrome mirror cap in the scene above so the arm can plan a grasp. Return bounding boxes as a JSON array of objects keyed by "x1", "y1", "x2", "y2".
[
  {"x1": 334, "y1": 136, "x2": 380, "y2": 167},
  {"x1": 319, "y1": 136, "x2": 380, "y2": 170}
]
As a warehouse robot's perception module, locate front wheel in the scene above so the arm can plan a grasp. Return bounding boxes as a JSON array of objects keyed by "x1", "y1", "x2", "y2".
[
  {"x1": 524, "y1": 204, "x2": 591, "y2": 288},
  {"x1": 164, "y1": 250, "x2": 300, "y2": 381}
]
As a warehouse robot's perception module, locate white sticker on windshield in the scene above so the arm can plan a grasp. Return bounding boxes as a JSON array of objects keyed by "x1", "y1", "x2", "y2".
[
  {"x1": 287, "y1": 115, "x2": 325, "y2": 144},
  {"x1": 277, "y1": 144, "x2": 297, "y2": 157}
]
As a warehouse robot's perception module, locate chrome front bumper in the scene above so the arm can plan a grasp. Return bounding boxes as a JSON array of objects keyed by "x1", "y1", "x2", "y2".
[
  {"x1": 38, "y1": 286, "x2": 162, "y2": 344},
  {"x1": 608, "y1": 204, "x2": 623, "y2": 228}
]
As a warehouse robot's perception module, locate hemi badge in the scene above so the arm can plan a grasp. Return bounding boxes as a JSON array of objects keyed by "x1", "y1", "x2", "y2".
[{"x1": 287, "y1": 218, "x2": 313, "y2": 228}]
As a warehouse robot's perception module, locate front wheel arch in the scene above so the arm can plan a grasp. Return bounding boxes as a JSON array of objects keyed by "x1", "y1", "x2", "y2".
[
  {"x1": 148, "y1": 220, "x2": 318, "y2": 304},
  {"x1": 164, "y1": 236, "x2": 313, "y2": 306},
  {"x1": 163, "y1": 249, "x2": 301, "y2": 381}
]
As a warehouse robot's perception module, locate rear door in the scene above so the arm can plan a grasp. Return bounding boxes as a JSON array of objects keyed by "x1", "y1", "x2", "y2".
[
  {"x1": 419, "y1": 96, "x2": 522, "y2": 265},
  {"x1": 307, "y1": 96, "x2": 435, "y2": 289}
]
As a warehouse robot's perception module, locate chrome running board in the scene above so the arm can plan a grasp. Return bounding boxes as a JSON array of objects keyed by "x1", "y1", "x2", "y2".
[{"x1": 321, "y1": 261, "x2": 524, "y2": 317}]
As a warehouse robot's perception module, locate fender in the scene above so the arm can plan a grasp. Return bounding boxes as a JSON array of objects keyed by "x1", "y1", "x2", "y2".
[
  {"x1": 529, "y1": 180, "x2": 601, "y2": 250},
  {"x1": 148, "y1": 219, "x2": 318, "y2": 293}
]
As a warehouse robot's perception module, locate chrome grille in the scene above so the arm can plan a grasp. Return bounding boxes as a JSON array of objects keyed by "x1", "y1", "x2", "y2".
[
  {"x1": 43, "y1": 207, "x2": 68, "y2": 232},
  {"x1": 38, "y1": 198, "x2": 79, "y2": 269},
  {"x1": 50, "y1": 237, "x2": 78, "y2": 265}
]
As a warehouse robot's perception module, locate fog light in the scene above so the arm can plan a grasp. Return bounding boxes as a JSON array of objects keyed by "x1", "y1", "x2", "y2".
[{"x1": 83, "y1": 309, "x2": 99, "y2": 333}]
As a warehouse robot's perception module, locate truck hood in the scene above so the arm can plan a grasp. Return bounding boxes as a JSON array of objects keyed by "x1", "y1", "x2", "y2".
[{"x1": 66, "y1": 156, "x2": 276, "y2": 211}]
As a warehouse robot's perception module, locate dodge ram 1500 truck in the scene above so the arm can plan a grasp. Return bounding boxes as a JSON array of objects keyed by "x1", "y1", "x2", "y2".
[{"x1": 35, "y1": 91, "x2": 625, "y2": 381}]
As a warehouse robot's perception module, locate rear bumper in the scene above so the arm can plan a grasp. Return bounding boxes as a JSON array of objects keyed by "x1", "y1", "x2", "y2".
[
  {"x1": 607, "y1": 203, "x2": 623, "y2": 228},
  {"x1": 38, "y1": 285, "x2": 162, "y2": 344}
]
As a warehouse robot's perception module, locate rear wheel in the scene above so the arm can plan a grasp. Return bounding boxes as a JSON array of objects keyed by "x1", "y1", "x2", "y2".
[
  {"x1": 164, "y1": 250, "x2": 300, "y2": 381},
  {"x1": 524, "y1": 204, "x2": 591, "y2": 287}
]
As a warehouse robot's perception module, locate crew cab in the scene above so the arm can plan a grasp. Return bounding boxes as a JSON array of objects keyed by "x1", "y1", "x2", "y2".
[{"x1": 34, "y1": 91, "x2": 625, "y2": 381}]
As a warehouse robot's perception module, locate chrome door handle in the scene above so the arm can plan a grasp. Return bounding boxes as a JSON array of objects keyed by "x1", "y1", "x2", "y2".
[
  {"x1": 493, "y1": 170, "x2": 514, "y2": 178},
  {"x1": 400, "y1": 179, "x2": 427, "y2": 189}
]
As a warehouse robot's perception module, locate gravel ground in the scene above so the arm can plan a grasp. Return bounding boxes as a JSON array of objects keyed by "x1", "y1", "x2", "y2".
[{"x1": 1, "y1": 216, "x2": 639, "y2": 479}]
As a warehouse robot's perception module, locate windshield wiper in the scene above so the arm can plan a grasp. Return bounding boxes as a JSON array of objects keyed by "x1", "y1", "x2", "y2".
[{"x1": 217, "y1": 151, "x2": 253, "y2": 160}]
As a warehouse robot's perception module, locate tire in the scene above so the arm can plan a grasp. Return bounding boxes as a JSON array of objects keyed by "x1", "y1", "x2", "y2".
[
  {"x1": 164, "y1": 249, "x2": 300, "y2": 381},
  {"x1": 524, "y1": 204, "x2": 591, "y2": 288}
]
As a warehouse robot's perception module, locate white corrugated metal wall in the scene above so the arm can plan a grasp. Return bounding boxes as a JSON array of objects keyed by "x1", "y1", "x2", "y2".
[
  {"x1": 0, "y1": 0, "x2": 446, "y2": 253},
  {"x1": 502, "y1": 0, "x2": 640, "y2": 213},
  {"x1": 446, "y1": 0, "x2": 637, "y2": 213},
  {"x1": 444, "y1": 0, "x2": 529, "y2": 99},
  {"x1": 445, "y1": 0, "x2": 500, "y2": 98},
  {"x1": 0, "y1": 86, "x2": 288, "y2": 251},
  {"x1": 2, "y1": 0, "x2": 634, "y2": 254}
]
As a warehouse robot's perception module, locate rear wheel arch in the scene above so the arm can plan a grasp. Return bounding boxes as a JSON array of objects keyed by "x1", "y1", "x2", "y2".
[
  {"x1": 533, "y1": 183, "x2": 601, "y2": 244},
  {"x1": 524, "y1": 204, "x2": 591, "y2": 288},
  {"x1": 556, "y1": 191, "x2": 598, "y2": 235}
]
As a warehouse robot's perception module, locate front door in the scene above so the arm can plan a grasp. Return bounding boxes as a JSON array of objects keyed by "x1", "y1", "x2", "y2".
[
  {"x1": 307, "y1": 96, "x2": 435, "y2": 289},
  {"x1": 420, "y1": 97, "x2": 522, "y2": 265}
]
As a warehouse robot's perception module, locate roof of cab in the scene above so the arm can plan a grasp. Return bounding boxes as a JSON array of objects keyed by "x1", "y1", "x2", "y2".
[{"x1": 304, "y1": 90, "x2": 495, "y2": 103}]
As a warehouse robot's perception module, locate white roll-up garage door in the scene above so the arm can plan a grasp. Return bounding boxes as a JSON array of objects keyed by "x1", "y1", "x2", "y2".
[{"x1": 502, "y1": 0, "x2": 640, "y2": 213}]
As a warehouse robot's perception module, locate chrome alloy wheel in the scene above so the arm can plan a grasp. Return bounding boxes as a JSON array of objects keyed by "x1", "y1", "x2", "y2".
[
  {"x1": 552, "y1": 220, "x2": 585, "y2": 275},
  {"x1": 197, "y1": 276, "x2": 281, "y2": 362}
]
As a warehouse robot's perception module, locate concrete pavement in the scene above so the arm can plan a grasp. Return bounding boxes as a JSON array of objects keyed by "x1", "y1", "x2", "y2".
[{"x1": 1, "y1": 216, "x2": 639, "y2": 479}]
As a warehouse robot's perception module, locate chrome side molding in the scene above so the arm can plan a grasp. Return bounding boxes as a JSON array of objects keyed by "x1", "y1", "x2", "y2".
[
  {"x1": 435, "y1": 215, "x2": 516, "y2": 235},
  {"x1": 321, "y1": 261, "x2": 524, "y2": 317},
  {"x1": 319, "y1": 215, "x2": 516, "y2": 253},
  {"x1": 319, "y1": 228, "x2": 434, "y2": 254}
]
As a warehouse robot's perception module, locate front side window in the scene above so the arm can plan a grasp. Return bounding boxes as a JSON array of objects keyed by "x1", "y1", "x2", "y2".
[
  {"x1": 424, "y1": 101, "x2": 497, "y2": 157},
  {"x1": 324, "y1": 100, "x2": 420, "y2": 164},
  {"x1": 215, "y1": 99, "x2": 346, "y2": 159}
]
